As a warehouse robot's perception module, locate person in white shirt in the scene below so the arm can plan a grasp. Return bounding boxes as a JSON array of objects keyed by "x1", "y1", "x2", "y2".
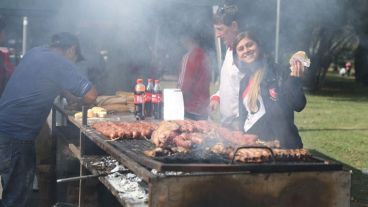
[{"x1": 210, "y1": 5, "x2": 244, "y2": 129}]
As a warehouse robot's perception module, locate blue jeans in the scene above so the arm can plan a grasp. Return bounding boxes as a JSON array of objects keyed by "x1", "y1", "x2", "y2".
[{"x1": 0, "y1": 134, "x2": 35, "y2": 207}]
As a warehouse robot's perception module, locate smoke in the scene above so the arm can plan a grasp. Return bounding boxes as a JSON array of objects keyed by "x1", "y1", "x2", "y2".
[
  {"x1": 42, "y1": 0, "x2": 214, "y2": 94},
  {"x1": 233, "y1": 0, "x2": 347, "y2": 65},
  {"x1": 50, "y1": 0, "x2": 158, "y2": 93},
  {"x1": 0, "y1": 0, "x2": 353, "y2": 92}
]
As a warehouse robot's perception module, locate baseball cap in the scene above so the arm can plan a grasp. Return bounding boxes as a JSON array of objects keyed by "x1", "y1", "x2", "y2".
[{"x1": 50, "y1": 32, "x2": 85, "y2": 62}]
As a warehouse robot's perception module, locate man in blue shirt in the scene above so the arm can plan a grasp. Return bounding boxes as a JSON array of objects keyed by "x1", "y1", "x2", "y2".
[{"x1": 0, "y1": 32, "x2": 97, "y2": 207}]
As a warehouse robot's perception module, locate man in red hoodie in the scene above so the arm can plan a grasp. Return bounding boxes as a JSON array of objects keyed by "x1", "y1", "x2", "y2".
[
  {"x1": 0, "y1": 17, "x2": 15, "y2": 97},
  {"x1": 178, "y1": 31, "x2": 210, "y2": 120}
]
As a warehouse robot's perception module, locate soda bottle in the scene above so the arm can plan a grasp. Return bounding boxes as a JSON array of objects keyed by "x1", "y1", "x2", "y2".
[
  {"x1": 152, "y1": 79, "x2": 162, "y2": 120},
  {"x1": 134, "y1": 79, "x2": 145, "y2": 120},
  {"x1": 145, "y1": 79, "x2": 154, "y2": 117}
]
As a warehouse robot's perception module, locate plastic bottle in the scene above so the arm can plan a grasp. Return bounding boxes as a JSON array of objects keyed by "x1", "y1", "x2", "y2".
[
  {"x1": 134, "y1": 79, "x2": 145, "y2": 120},
  {"x1": 152, "y1": 79, "x2": 162, "y2": 120},
  {"x1": 145, "y1": 79, "x2": 154, "y2": 117}
]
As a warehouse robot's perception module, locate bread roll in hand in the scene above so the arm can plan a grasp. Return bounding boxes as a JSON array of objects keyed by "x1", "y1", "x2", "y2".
[
  {"x1": 289, "y1": 51, "x2": 310, "y2": 68},
  {"x1": 289, "y1": 51, "x2": 311, "y2": 77}
]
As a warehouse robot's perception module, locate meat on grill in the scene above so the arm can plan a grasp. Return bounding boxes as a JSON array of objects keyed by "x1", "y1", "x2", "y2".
[
  {"x1": 215, "y1": 128, "x2": 258, "y2": 146},
  {"x1": 209, "y1": 143, "x2": 235, "y2": 155},
  {"x1": 173, "y1": 120, "x2": 216, "y2": 134},
  {"x1": 150, "y1": 121, "x2": 180, "y2": 147},
  {"x1": 93, "y1": 120, "x2": 296, "y2": 163},
  {"x1": 172, "y1": 132, "x2": 212, "y2": 148},
  {"x1": 229, "y1": 148, "x2": 311, "y2": 163},
  {"x1": 144, "y1": 147, "x2": 172, "y2": 157},
  {"x1": 92, "y1": 121, "x2": 159, "y2": 140},
  {"x1": 255, "y1": 140, "x2": 281, "y2": 148},
  {"x1": 150, "y1": 120, "x2": 260, "y2": 149},
  {"x1": 173, "y1": 133, "x2": 193, "y2": 148},
  {"x1": 144, "y1": 146, "x2": 190, "y2": 157},
  {"x1": 150, "y1": 121, "x2": 217, "y2": 148}
]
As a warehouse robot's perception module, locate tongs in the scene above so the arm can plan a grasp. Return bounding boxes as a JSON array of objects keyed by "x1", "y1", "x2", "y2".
[{"x1": 57, "y1": 165, "x2": 127, "y2": 183}]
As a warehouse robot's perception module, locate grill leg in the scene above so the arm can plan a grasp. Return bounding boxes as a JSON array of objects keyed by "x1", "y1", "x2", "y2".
[
  {"x1": 78, "y1": 165, "x2": 85, "y2": 207},
  {"x1": 78, "y1": 106, "x2": 88, "y2": 207}
]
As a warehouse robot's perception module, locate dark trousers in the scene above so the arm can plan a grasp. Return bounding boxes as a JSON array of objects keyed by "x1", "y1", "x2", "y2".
[
  {"x1": 184, "y1": 111, "x2": 208, "y2": 121},
  {"x1": 0, "y1": 134, "x2": 35, "y2": 207}
]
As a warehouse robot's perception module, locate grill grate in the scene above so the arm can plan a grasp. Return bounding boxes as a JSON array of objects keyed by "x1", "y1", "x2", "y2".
[
  {"x1": 111, "y1": 139, "x2": 229, "y2": 163},
  {"x1": 111, "y1": 139, "x2": 323, "y2": 164},
  {"x1": 83, "y1": 130, "x2": 345, "y2": 173}
]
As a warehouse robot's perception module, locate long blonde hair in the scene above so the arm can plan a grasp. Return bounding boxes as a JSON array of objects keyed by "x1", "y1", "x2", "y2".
[{"x1": 247, "y1": 68, "x2": 265, "y2": 112}]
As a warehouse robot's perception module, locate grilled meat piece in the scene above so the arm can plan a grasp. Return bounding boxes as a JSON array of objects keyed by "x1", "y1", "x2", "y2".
[
  {"x1": 172, "y1": 120, "x2": 218, "y2": 134},
  {"x1": 92, "y1": 122, "x2": 120, "y2": 139},
  {"x1": 171, "y1": 146, "x2": 189, "y2": 154},
  {"x1": 195, "y1": 120, "x2": 216, "y2": 133},
  {"x1": 151, "y1": 121, "x2": 181, "y2": 147},
  {"x1": 255, "y1": 140, "x2": 280, "y2": 148},
  {"x1": 273, "y1": 149, "x2": 311, "y2": 158},
  {"x1": 210, "y1": 143, "x2": 226, "y2": 154},
  {"x1": 92, "y1": 121, "x2": 158, "y2": 140},
  {"x1": 173, "y1": 133, "x2": 193, "y2": 148},
  {"x1": 189, "y1": 133, "x2": 208, "y2": 145},
  {"x1": 230, "y1": 148, "x2": 273, "y2": 163},
  {"x1": 144, "y1": 146, "x2": 189, "y2": 157},
  {"x1": 150, "y1": 121, "x2": 216, "y2": 149},
  {"x1": 172, "y1": 120, "x2": 194, "y2": 132},
  {"x1": 215, "y1": 128, "x2": 258, "y2": 146},
  {"x1": 144, "y1": 147, "x2": 172, "y2": 157},
  {"x1": 230, "y1": 148, "x2": 311, "y2": 163}
]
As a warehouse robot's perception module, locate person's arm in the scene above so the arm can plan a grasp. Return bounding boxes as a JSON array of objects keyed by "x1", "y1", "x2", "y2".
[
  {"x1": 61, "y1": 85, "x2": 97, "y2": 105},
  {"x1": 82, "y1": 85, "x2": 97, "y2": 105},
  {"x1": 209, "y1": 92, "x2": 220, "y2": 111},
  {"x1": 52, "y1": 59, "x2": 97, "y2": 104},
  {"x1": 284, "y1": 77, "x2": 306, "y2": 112},
  {"x1": 282, "y1": 61, "x2": 306, "y2": 112}
]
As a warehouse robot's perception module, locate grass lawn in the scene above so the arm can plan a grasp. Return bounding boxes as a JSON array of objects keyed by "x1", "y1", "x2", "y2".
[{"x1": 296, "y1": 72, "x2": 368, "y2": 203}]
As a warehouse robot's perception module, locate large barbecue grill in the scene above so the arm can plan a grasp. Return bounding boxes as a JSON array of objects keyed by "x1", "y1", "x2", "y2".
[
  {"x1": 87, "y1": 131, "x2": 343, "y2": 173},
  {"x1": 52, "y1": 104, "x2": 351, "y2": 207}
]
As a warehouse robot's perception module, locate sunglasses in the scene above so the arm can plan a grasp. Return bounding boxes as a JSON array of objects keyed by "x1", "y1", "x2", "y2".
[{"x1": 217, "y1": 5, "x2": 238, "y2": 15}]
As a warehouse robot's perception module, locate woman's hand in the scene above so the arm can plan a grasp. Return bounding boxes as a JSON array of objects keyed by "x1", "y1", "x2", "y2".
[
  {"x1": 290, "y1": 60, "x2": 304, "y2": 77},
  {"x1": 289, "y1": 51, "x2": 310, "y2": 77}
]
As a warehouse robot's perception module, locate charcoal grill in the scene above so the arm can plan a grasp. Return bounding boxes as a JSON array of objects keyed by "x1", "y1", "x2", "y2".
[
  {"x1": 95, "y1": 135, "x2": 343, "y2": 173},
  {"x1": 52, "y1": 104, "x2": 351, "y2": 207}
]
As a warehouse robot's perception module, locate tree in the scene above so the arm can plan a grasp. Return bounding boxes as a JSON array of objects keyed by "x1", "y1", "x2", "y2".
[
  {"x1": 348, "y1": 0, "x2": 368, "y2": 85},
  {"x1": 305, "y1": 25, "x2": 359, "y2": 90}
]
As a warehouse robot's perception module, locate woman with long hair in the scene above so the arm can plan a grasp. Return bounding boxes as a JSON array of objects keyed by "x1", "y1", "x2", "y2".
[{"x1": 233, "y1": 31, "x2": 306, "y2": 149}]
